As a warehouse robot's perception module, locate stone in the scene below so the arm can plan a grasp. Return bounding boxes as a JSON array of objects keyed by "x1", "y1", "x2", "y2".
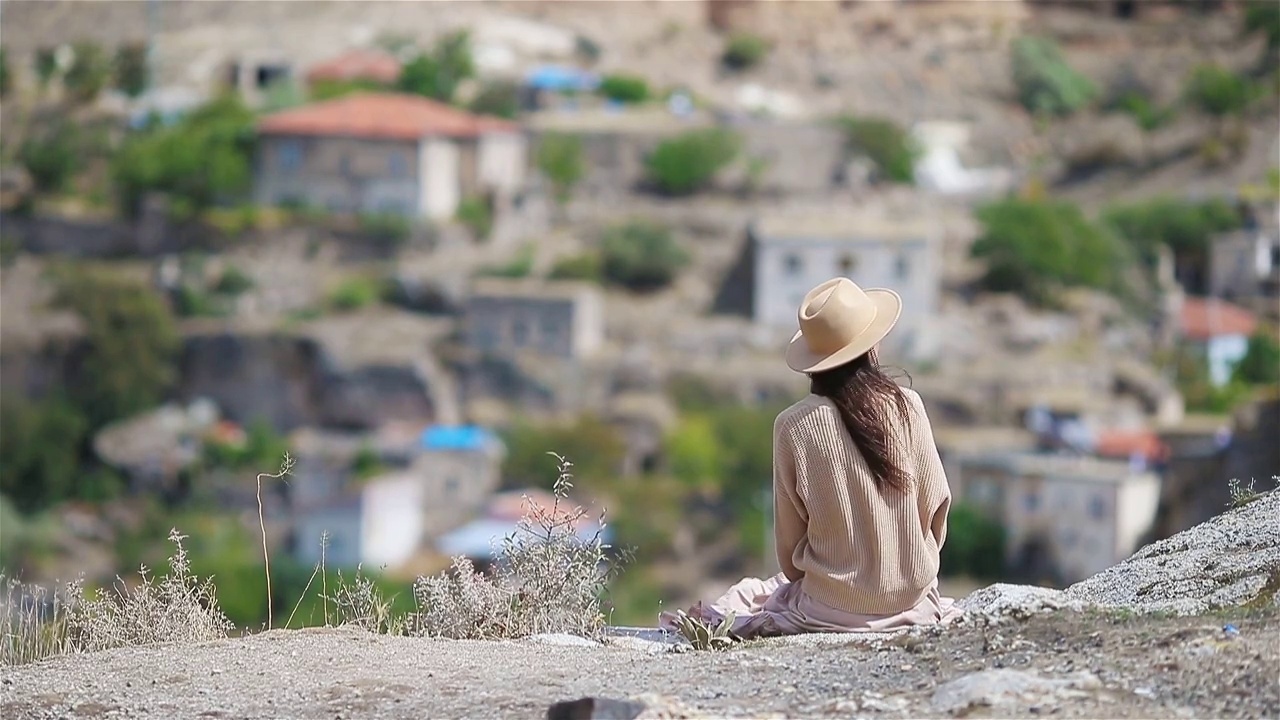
[
  {"x1": 956, "y1": 583, "x2": 1087, "y2": 622},
  {"x1": 930, "y1": 669, "x2": 1101, "y2": 714},
  {"x1": 547, "y1": 697, "x2": 648, "y2": 720}
]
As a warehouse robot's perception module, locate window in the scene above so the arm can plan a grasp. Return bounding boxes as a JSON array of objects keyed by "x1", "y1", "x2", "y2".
[
  {"x1": 895, "y1": 253, "x2": 910, "y2": 280},
  {"x1": 1023, "y1": 490, "x2": 1040, "y2": 512},
  {"x1": 783, "y1": 253, "x2": 803, "y2": 276},
  {"x1": 277, "y1": 141, "x2": 303, "y2": 173},
  {"x1": 541, "y1": 317, "x2": 563, "y2": 345},
  {"x1": 838, "y1": 253, "x2": 858, "y2": 276},
  {"x1": 1060, "y1": 528, "x2": 1078, "y2": 549},
  {"x1": 389, "y1": 151, "x2": 408, "y2": 179},
  {"x1": 444, "y1": 477, "x2": 460, "y2": 497},
  {"x1": 512, "y1": 318, "x2": 530, "y2": 345},
  {"x1": 1088, "y1": 495, "x2": 1108, "y2": 521}
]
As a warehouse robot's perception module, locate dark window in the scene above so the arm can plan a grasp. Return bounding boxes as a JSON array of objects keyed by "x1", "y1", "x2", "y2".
[
  {"x1": 895, "y1": 253, "x2": 910, "y2": 280},
  {"x1": 1024, "y1": 491, "x2": 1039, "y2": 512},
  {"x1": 512, "y1": 319, "x2": 530, "y2": 345},
  {"x1": 783, "y1": 253, "x2": 803, "y2": 276},
  {"x1": 277, "y1": 141, "x2": 303, "y2": 173},
  {"x1": 1088, "y1": 495, "x2": 1108, "y2": 521},
  {"x1": 838, "y1": 253, "x2": 857, "y2": 276}
]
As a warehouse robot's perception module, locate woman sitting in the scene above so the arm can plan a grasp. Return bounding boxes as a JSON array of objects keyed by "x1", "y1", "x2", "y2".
[{"x1": 662, "y1": 277, "x2": 960, "y2": 637}]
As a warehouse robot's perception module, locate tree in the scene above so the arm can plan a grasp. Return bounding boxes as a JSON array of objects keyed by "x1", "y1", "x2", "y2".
[
  {"x1": 971, "y1": 199, "x2": 1131, "y2": 305},
  {"x1": 114, "y1": 42, "x2": 149, "y2": 98},
  {"x1": 34, "y1": 47, "x2": 59, "y2": 89},
  {"x1": 0, "y1": 394, "x2": 90, "y2": 513},
  {"x1": 1233, "y1": 331, "x2": 1280, "y2": 386},
  {"x1": 468, "y1": 79, "x2": 520, "y2": 119},
  {"x1": 63, "y1": 41, "x2": 112, "y2": 103},
  {"x1": 1011, "y1": 35, "x2": 1097, "y2": 116},
  {"x1": 722, "y1": 33, "x2": 770, "y2": 71},
  {"x1": 664, "y1": 414, "x2": 723, "y2": 491},
  {"x1": 396, "y1": 31, "x2": 474, "y2": 103},
  {"x1": 600, "y1": 221, "x2": 690, "y2": 292},
  {"x1": 19, "y1": 122, "x2": 81, "y2": 194},
  {"x1": 599, "y1": 74, "x2": 649, "y2": 104},
  {"x1": 1185, "y1": 64, "x2": 1256, "y2": 117},
  {"x1": 0, "y1": 46, "x2": 10, "y2": 98},
  {"x1": 1103, "y1": 197, "x2": 1243, "y2": 268},
  {"x1": 500, "y1": 416, "x2": 627, "y2": 492},
  {"x1": 1243, "y1": 2, "x2": 1280, "y2": 71},
  {"x1": 644, "y1": 128, "x2": 740, "y2": 196},
  {"x1": 938, "y1": 504, "x2": 1006, "y2": 579},
  {"x1": 838, "y1": 116, "x2": 919, "y2": 184},
  {"x1": 111, "y1": 95, "x2": 256, "y2": 217},
  {"x1": 536, "y1": 133, "x2": 586, "y2": 205}
]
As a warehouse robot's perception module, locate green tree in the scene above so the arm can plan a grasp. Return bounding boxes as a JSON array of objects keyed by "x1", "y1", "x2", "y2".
[
  {"x1": 0, "y1": 395, "x2": 90, "y2": 513},
  {"x1": 644, "y1": 128, "x2": 740, "y2": 196},
  {"x1": 456, "y1": 196, "x2": 493, "y2": 241},
  {"x1": 838, "y1": 116, "x2": 920, "y2": 184},
  {"x1": 63, "y1": 41, "x2": 112, "y2": 103},
  {"x1": 1103, "y1": 197, "x2": 1243, "y2": 268},
  {"x1": 111, "y1": 95, "x2": 256, "y2": 217},
  {"x1": 548, "y1": 252, "x2": 602, "y2": 282},
  {"x1": 500, "y1": 416, "x2": 627, "y2": 492},
  {"x1": 19, "y1": 122, "x2": 81, "y2": 194},
  {"x1": 664, "y1": 414, "x2": 723, "y2": 491},
  {"x1": 34, "y1": 47, "x2": 58, "y2": 88},
  {"x1": 1243, "y1": 2, "x2": 1280, "y2": 70},
  {"x1": 114, "y1": 42, "x2": 149, "y2": 98},
  {"x1": 0, "y1": 46, "x2": 10, "y2": 98},
  {"x1": 722, "y1": 33, "x2": 770, "y2": 71},
  {"x1": 1185, "y1": 64, "x2": 1257, "y2": 117},
  {"x1": 1011, "y1": 35, "x2": 1097, "y2": 116},
  {"x1": 600, "y1": 221, "x2": 690, "y2": 292},
  {"x1": 938, "y1": 504, "x2": 1006, "y2": 579},
  {"x1": 599, "y1": 73, "x2": 650, "y2": 104},
  {"x1": 536, "y1": 133, "x2": 586, "y2": 205},
  {"x1": 51, "y1": 267, "x2": 181, "y2": 429},
  {"x1": 971, "y1": 199, "x2": 1131, "y2": 305},
  {"x1": 468, "y1": 79, "x2": 520, "y2": 119},
  {"x1": 1233, "y1": 331, "x2": 1280, "y2": 386},
  {"x1": 396, "y1": 31, "x2": 474, "y2": 103}
]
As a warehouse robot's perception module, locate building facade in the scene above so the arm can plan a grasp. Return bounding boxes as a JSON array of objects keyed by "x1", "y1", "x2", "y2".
[
  {"x1": 1209, "y1": 227, "x2": 1280, "y2": 308},
  {"x1": 463, "y1": 279, "x2": 605, "y2": 361},
  {"x1": 255, "y1": 93, "x2": 525, "y2": 221},
  {"x1": 1177, "y1": 296, "x2": 1259, "y2": 387}
]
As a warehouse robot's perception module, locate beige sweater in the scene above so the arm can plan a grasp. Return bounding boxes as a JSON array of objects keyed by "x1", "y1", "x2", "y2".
[{"x1": 772, "y1": 388, "x2": 951, "y2": 615}]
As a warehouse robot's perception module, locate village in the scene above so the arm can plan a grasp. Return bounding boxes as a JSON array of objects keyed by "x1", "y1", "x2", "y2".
[{"x1": 0, "y1": 0, "x2": 1278, "y2": 626}]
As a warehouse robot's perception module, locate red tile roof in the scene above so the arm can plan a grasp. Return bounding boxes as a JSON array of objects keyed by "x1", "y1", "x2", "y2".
[
  {"x1": 257, "y1": 92, "x2": 519, "y2": 141},
  {"x1": 1094, "y1": 428, "x2": 1169, "y2": 463},
  {"x1": 1179, "y1": 297, "x2": 1258, "y2": 341},
  {"x1": 305, "y1": 49, "x2": 401, "y2": 85}
]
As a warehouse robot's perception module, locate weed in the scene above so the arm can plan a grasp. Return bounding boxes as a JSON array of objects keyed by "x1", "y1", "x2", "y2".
[
  {"x1": 1227, "y1": 476, "x2": 1277, "y2": 508},
  {"x1": 256, "y1": 452, "x2": 295, "y2": 629},
  {"x1": 671, "y1": 608, "x2": 740, "y2": 651},
  {"x1": 328, "y1": 565, "x2": 407, "y2": 635}
]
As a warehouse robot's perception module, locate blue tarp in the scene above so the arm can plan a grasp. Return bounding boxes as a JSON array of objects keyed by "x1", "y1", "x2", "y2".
[
  {"x1": 523, "y1": 65, "x2": 600, "y2": 92},
  {"x1": 420, "y1": 425, "x2": 498, "y2": 452}
]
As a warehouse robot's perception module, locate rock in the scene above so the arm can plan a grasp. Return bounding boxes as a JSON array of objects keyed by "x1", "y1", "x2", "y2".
[
  {"x1": 930, "y1": 669, "x2": 1101, "y2": 714},
  {"x1": 547, "y1": 697, "x2": 647, "y2": 720},
  {"x1": 956, "y1": 583, "x2": 1088, "y2": 622},
  {"x1": 1066, "y1": 489, "x2": 1280, "y2": 616}
]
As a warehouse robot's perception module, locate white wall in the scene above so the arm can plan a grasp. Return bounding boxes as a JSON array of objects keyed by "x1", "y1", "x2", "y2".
[
  {"x1": 294, "y1": 507, "x2": 362, "y2": 569},
  {"x1": 360, "y1": 475, "x2": 427, "y2": 568},
  {"x1": 419, "y1": 139, "x2": 461, "y2": 220},
  {"x1": 477, "y1": 132, "x2": 527, "y2": 196},
  {"x1": 1207, "y1": 334, "x2": 1250, "y2": 387},
  {"x1": 1113, "y1": 472, "x2": 1162, "y2": 562}
]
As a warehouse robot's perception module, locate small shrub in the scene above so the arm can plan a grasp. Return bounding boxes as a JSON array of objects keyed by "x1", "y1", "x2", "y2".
[
  {"x1": 939, "y1": 504, "x2": 1007, "y2": 579},
  {"x1": 1232, "y1": 331, "x2": 1280, "y2": 386},
  {"x1": 0, "y1": 46, "x2": 9, "y2": 98},
  {"x1": 456, "y1": 196, "x2": 493, "y2": 241},
  {"x1": 671, "y1": 609, "x2": 739, "y2": 650},
  {"x1": 722, "y1": 33, "x2": 770, "y2": 71},
  {"x1": 599, "y1": 73, "x2": 649, "y2": 104},
  {"x1": 63, "y1": 41, "x2": 112, "y2": 103},
  {"x1": 327, "y1": 276, "x2": 386, "y2": 311},
  {"x1": 410, "y1": 454, "x2": 619, "y2": 639},
  {"x1": 1102, "y1": 197, "x2": 1242, "y2": 267},
  {"x1": 477, "y1": 244, "x2": 535, "y2": 279},
  {"x1": 548, "y1": 252, "x2": 602, "y2": 282},
  {"x1": 309, "y1": 78, "x2": 385, "y2": 102},
  {"x1": 1011, "y1": 35, "x2": 1097, "y2": 116},
  {"x1": 358, "y1": 212, "x2": 411, "y2": 249},
  {"x1": 1110, "y1": 92, "x2": 1177, "y2": 131},
  {"x1": 600, "y1": 221, "x2": 689, "y2": 292},
  {"x1": 397, "y1": 31, "x2": 474, "y2": 103},
  {"x1": 19, "y1": 123, "x2": 81, "y2": 194},
  {"x1": 837, "y1": 116, "x2": 919, "y2": 184},
  {"x1": 351, "y1": 444, "x2": 385, "y2": 480},
  {"x1": 173, "y1": 284, "x2": 226, "y2": 318},
  {"x1": 113, "y1": 42, "x2": 148, "y2": 97},
  {"x1": 536, "y1": 133, "x2": 586, "y2": 205},
  {"x1": 468, "y1": 79, "x2": 520, "y2": 119},
  {"x1": 34, "y1": 47, "x2": 58, "y2": 88},
  {"x1": 644, "y1": 128, "x2": 740, "y2": 196},
  {"x1": 1185, "y1": 64, "x2": 1257, "y2": 117},
  {"x1": 328, "y1": 566, "x2": 406, "y2": 635},
  {"x1": 214, "y1": 265, "x2": 255, "y2": 295}
]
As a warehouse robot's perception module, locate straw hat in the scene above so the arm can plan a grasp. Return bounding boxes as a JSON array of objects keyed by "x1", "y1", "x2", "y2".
[{"x1": 785, "y1": 277, "x2": 902, "y2": 374}]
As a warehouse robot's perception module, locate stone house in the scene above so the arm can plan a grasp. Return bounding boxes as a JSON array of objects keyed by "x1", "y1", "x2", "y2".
[
  {"x1": 255, "y1": 93, "x2": 526, "y2": 220},
  {"x1": 463, "y1": 279, "x2": 605, "y2": 361},
  {"x1": 1208, "y1": 226, "x2": 1280, "y2": 312},
  {"x1": 950, "y1": 452, "x2": 1161, "y2": 585},
  {"x1": 1177, "y1": 296, "x2": 1259, "y2": 387},
  {"x1": 290, "y1": 424, "x2": 505, "y2": 570},
  {"x1": 742, "y1": 206, "x2": 941, "y2": 362}
]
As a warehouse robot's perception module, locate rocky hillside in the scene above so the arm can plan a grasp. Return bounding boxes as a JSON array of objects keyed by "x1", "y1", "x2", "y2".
[{"x1": 2, "y1": 491, "x2": 1276, "y2": 719}]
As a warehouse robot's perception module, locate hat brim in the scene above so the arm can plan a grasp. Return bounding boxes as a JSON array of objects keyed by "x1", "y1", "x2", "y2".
[{"x1": 784, "y1": 288, "x2": 902, "y2": 374}]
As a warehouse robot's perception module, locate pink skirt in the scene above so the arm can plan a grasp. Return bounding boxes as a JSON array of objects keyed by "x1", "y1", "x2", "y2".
[{"x1": 659, "y1": 573, "x2": 962, "y2": 639}]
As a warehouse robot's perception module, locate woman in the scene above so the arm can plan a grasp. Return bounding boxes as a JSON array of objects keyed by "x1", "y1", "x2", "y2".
[{"x1": 661, "y1": 277, "x2": 960, "y2": 638}]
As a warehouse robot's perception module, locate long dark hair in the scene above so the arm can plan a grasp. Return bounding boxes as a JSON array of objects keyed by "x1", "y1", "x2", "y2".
[{"x1": 808, "y1": 348, "x2": 914, "y2": 493}]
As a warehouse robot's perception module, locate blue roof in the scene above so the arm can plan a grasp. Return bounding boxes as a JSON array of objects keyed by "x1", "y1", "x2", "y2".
[
  {"x1": 420, "y1": 425, "x2": 498, "y2": 452},
  {"x1": 524, "y1": 65, "x2": 600, "y2": 92}
]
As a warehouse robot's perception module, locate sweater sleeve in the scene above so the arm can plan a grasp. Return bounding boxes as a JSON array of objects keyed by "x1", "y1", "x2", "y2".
[
  {"x1": 773, "y1": 419, "x2": 807, "y2": 582},
  {"x1": 910, "y1": 391, "x2": 952, "y2": 550}
]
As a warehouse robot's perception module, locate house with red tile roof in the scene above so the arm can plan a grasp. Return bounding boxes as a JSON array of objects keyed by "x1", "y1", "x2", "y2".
[
  {"x1": 1177, "y1": 296, "x2": 1260, "y2": 387},
  {"x1": 255, "y1": 92, "x2": 526, "y2": 220}
]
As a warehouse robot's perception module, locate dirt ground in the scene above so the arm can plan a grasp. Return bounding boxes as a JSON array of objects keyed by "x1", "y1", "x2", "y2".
[{"x1": 2, "y1": 606, "x2": 1276, "y2": 719}]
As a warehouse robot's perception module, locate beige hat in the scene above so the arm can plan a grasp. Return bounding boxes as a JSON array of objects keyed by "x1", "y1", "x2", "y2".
[{"x1": 785, "y1": 277, "x2": 902, "y2": 374}]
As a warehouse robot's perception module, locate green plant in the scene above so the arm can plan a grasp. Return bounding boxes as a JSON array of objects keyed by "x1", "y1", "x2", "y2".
[
  {"x1": 173, "y1": 284, "x2": 226, "y2": 318},
  {"x1": 1244, "y1": 2, "x2": 1280, "y2": 70},
  {"x1": 600, "y1": 221, "x2": 689, "y2": 292},
  {"x1": 939, "y1": 504, "x2": 1007, "y2": 579},
  {"x1": 1226, "y1": 477, "x2": 1277, "y2": 509},
  {"x1": 1110, "y1": 91, "x2": 1177, "y2": 131},
  {"x1": 671, "y1": 608, "x2": 739, "y2": 650},
  {"x1": 478, "y1": 244, "x2": 535, "y2": 279},
  {"x1": 536, "y1": 133, "x2": 586, "y2": 205},
  {"x1": 1103, "y1": 197, "x2": 1243, "y2": 268},
  {"x1": 1232, "y1": 331, "x2": 1280, "y2": 386},
  {"x1": 358, "y1": 212, "x2": 411, "y2": 248},
  {"x1": 970, "y1": 199, "x2": 1131, "y2": 305},
  {"x1": 1185, "y1": 64, "x2": 1258, "y2": 117},
  {"x1": 548, "y1": 252, "x2": 602, "y2": 282},
  {"x1": 722, "y1": 33, "x2": 770, "y2": 71},
  {"x1": 63, "y1": 41, "x2": 111, "y2": 103},
  {"x1": 456, "y1": 196, "x2": 493, "y2": 241},
  {"x1": 501, "y1": 417, "x2": 626, "y2": 491},
  {"x1": 0, "y1": 46, "x2": 9, "y2": 98},
  {"x1": 837, "y1": 116, "x2": 920, "y2": 184},
  {"x1": 468, "y1": 80, "x2": 520, "y2": 119},
  {"x1": 309, "y1": 77, "x2": 386, "y2": 102},
  {"x1": 0, "y1": 394, "x2": 91, "y2": 514},
  {"x1": 665, "y1": 414, "x2": 724, "y2": 491},
  {"x1": 397, "y1": 31, "x2": 474, "y2": 103},
  {"x1": 18, "y1": 122, "x2": 81, "y2": 194},
  {"x1": 327, "y1": 275, "x2": 387, "y2": 311},
  {"x1": 1011, "y1": 35, "x2": 1097, "y2": 116},
  {"x1": 214, "y1": 265, "x2": 255, "y2": 295},
  {"x1": 113, "y1": 42, "x2": 148, "y2": 97},
  {"x1": 34, "y1": 47, "x2": 58, "y2": 88},
  {"x1": 644, "y1": 128, "x2": 740, "y2": 195},
  {"x1": 351, "y1": 444, "x2": 385, "y2": 480},
  {"x1": 256, "y1": 453, "x2": 294, "y2": 629},
  {"x1": 599, "y1": 73, "x2": 650, "y2": 103}
]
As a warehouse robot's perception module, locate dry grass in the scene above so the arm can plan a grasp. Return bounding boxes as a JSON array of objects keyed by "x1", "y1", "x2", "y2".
[{"x1": 1, "y1": 529, "x2": 231, "y2": 666}]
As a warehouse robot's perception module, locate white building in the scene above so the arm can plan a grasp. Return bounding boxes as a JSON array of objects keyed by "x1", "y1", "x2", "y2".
[
  {"x1": 953, "y1": 452, "x2": 1162, "y2": 584},
  {"x1": 746, "y1": 206, "x2": 942, "y2": 362},
  {"x1": 255, "y1": 92, "x2": 526, "y2": 221}
]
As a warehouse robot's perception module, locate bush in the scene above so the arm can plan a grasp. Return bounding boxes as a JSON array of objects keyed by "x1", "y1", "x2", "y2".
[
  {"x1": 0, "y1": 394, "x2": 91, "y2": 514},
  {"x1": 468, "y1": 79, "x2": 520, "y2": 119},
  {"x1": 644, "y1": 128, "x2": 740, "y2": 195},
  {"x1": 970, "y1": 199, "x2": 1131, "y2": 305},
  {"x1": 213, "y1": 265, "x2": 255, "y2": 295},
  {"x1": 600, "y1": 221, "x2": 690, "y2": 292},
  {"x1": 18, "y1": 122, "x2": 81, "y2": 194},
  {"x1": 1011, "y1": 35, "x2": 1097, "y2": 116},
  {"x1": 477, "y1": 243, "x2": 534, "y2": 279},
  {"x1": 113, "y1": 42, "x2": 148, "y2": 97},
  {"x1": 939, "y1": 504, "x2": 1006, "y2": 579},
  {"x1": 34, "y1": 47, "x2": 58, "y2": 88},
  {"x1": 722, "y1": 33, "x2": 770, "y2": 71},
  {"x1": 1244, "y1": 3, "x2": 1280, "y2": 68},
  {"x1": 1233, "y1": 331, "x2": 1280, "y2": 386},
  {"x1": 548, "y1": 252, "x2": 602, "y2": 282},
  {"x1": 1185, "y1": 64, "x2": 1257, "y2": 117},
  {"x1": 63, "y1": 41, "x2": 111, "y2": 103},
  {"x1": 501, "y1": 417, "x2": 626, "y2": 492},
  {"x1": 536, "y1": 133, "x2": 586, "y2": 205},
  {"x1": 1102, "y1": 197, "x2": 1242, "y2": 267},
  {"x1": 456, "y1": 196, "x2": 493, "y2": 241},
  {"x1": 397, "y1": 31, "x2": 474, "y2": 103},
  {"x1": 327, "y1": 275, "x2": 387, "y2": 312},
  {"x1": 0, "y1": 46, "x2": 9, "y2": 98},
  {"x1": 599, "y1": 73, "x2": 649, "y2": 104},
  {"x1": 309, "y1": 78, "x2": 385, "y2": 102},
  {"x1": 1109, "y1": 92, "x2": 1177, "y2": 131},
  {"x1": 837, "y1": 116, "x2": 919, "y2": 184},
  {"x1": 357, "y1": 212, "x2": 410, "y2": 248}
]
